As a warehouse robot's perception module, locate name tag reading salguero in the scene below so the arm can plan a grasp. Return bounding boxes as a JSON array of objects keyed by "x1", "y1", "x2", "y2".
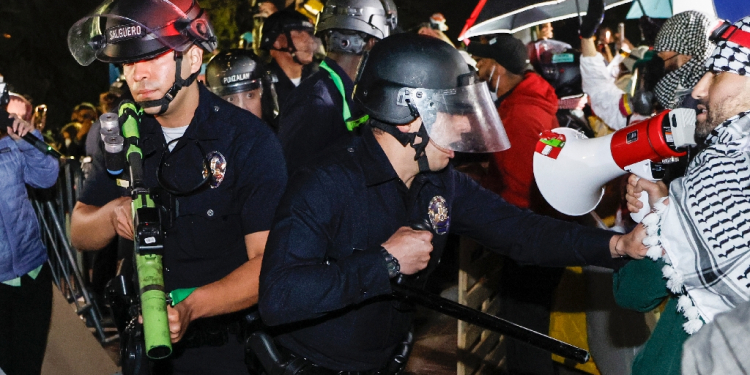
[{"x1": 107, "y1": 24, "x2": 145, "y2": 44}]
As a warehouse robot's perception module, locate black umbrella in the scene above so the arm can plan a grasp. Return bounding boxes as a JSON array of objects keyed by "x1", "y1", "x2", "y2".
[{"x1": 459, "y1": 0, "x2": 632, "y2": 40}]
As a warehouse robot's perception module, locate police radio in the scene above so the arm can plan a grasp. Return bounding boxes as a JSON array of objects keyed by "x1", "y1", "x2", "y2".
[{"x1": 533, "y1": 108, "x2": 697, "y2": 221}]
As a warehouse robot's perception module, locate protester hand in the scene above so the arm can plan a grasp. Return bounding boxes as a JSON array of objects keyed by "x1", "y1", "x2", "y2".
[
  {"x1": 167, "y1": 303, "x2": 194, "y2": 343},
  {"x1": 381, "y1": 227, "x2": 433, "y2": 275},
  {"x1": 579, "y1": 0, "x2": 605, "y2": 38},
  {"x1": 625, "y1": 174, "x2": 669, "y2": 213},
  {"x1": 6, "y1": 113, "x2": 34, "y2": 140},
  {"x1": 615, "y1": 37, "x2": 634, "y2": 52},
  {"x1": 611, "y1": 225, "x2": 648, "y2": 259},
  {"x1": 111, "y1": 196, "x2": 134, "y2": 240}
]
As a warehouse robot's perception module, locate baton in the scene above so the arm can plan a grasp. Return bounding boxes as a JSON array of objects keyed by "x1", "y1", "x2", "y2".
[{"x1": 391, "y1": 281, "x2": 590, "y2": 364}]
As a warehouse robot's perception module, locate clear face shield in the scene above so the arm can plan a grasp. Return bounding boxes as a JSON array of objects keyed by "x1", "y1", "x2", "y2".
[
  {"x1": 68, "y1": 0, "x2": 214, "y2": 66},
  {"x1": 395, "y1": 80, "x2": 510, "y2": 153}
]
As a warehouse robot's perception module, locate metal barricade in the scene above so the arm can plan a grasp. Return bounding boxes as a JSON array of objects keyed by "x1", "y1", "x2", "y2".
[{"x1": 28, "y1": 158, "x2": 116, "y2": 344}]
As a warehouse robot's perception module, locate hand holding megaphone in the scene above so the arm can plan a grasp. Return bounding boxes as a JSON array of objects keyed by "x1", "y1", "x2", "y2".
[
  {"x1": 625, "y1": 175, "x2": 668, "y2": 219},
  {"x1": 533, "y1": 108, "x2": 696, "y2": 220}
]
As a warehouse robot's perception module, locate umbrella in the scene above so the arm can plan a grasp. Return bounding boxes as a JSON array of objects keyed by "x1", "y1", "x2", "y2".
[
  {"x1": 459, "y1": 0, "x2": 633, "y2": 40},
  {"x1": 625, "y1": 0, "x2": 716, "y2": 19},
  {"x1": 458, "y1": 0, "x2": 566, "y2": 41},
  {"x1": 626, "y1": 0, "x2": 750, "y2": 21}
]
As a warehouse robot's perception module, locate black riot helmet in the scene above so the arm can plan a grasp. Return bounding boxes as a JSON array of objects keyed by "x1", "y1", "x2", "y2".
[
  {"x1": 354, "y1": 33, "x2": 510, "y2": 170},
  {"x1": 259, "y1": 10, "x2": 315, "y2": 51},
  {"x1": 68, "y1": 0, "x2": 217, "y2": 65},
  {"x1": 68, "y1": 0, "x2": 218, "y2": 114},
  {"x1": 205, "y1": 49, "x2": 280, "y2": 127},
  {"x1": 206, "y1": 49, "x2": 265, "y2": 96}
]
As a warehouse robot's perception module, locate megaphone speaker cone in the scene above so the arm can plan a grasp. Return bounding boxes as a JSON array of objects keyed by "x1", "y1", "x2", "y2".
[{"x1": 533, "y1": 128, "x2": 624, "y2": 216}]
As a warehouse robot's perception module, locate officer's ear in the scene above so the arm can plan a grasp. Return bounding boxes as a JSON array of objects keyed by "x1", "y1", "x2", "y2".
[
  {"x1": 185, "y1": 45, "x2": 204, "y2": 76},
  {"x1": 273, "y1": 34, "x2": 288, "y2": 50}
]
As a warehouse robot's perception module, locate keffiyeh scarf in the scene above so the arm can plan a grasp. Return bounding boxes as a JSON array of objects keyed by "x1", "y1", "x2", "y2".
[
  {"x1": 642, "y1": 110, "x2": 750, "y2": 334},
  {"x1": 653, "y1": 11, "x2": 715, "y2": 109}
]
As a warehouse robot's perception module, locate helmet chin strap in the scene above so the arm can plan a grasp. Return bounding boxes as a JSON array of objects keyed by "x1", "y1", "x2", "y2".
[
  {"x1": 370, "y1": 102, "x2": 432, "y2": 173},
  {"x1": 137, "y1": 52, "x2": 199, "y2": 115},
  {"x1": 271, "y1": 31, "x2": 305, "y2": 66}
]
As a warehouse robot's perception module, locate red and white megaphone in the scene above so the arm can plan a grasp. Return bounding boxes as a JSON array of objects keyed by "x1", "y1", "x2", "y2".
[{"x1": 533, "y1": 108, "x2": 697, "y2": 220}]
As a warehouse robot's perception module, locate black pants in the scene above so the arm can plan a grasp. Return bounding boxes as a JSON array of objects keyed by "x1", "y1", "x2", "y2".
[
  {"x1": 0, "y1": 263, "x2": 52, "y2": 375},
  {"x1": 151, "y1": 334, "x2": 250, "y2": 375}
]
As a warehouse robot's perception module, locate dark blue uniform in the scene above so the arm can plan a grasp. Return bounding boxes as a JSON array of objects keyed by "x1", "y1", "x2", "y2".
[
  {"x1": 277, "y1": 57, "x2": 356, "y2": 175},
  {"x1": 268, "y1": 59, "x2": 316, "y2": 113},
  {"x1": 79, "y1": 84, "x2": 287, "y2": 374},
  {"x1": 258, "y1": 126, "x2": 624, "y2": 372}
]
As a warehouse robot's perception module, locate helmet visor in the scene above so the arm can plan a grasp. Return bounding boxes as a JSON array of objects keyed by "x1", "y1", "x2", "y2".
[
  {"x1": 399, "y1": 82, "x2": 510, "y2": 153},
  {"x1": 68, "y1": 0, "x2": 197, "y2": 66}
]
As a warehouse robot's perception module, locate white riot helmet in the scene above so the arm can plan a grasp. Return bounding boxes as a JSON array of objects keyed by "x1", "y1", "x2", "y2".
[{"x1": 315, "y1": 0, "x2": 397, "y2": 54}]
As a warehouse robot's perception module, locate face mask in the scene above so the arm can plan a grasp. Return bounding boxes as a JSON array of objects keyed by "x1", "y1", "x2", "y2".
[
  {"x1": 487, "y1": 65, "x2": 502, "y2": 103},
  {"x1": 64, "y1": 138, "x2": 72, "y2": 147}
]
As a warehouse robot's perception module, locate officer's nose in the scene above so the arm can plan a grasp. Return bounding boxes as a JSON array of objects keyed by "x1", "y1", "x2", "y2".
[{"x1": 126, "y1": 60, "x2": 152, "y2": 83}]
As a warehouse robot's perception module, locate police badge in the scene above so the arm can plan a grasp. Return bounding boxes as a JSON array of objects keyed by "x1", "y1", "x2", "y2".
[
  {"x1": 428, "y1": 196, "x2": 450, "y2": 235},
  {"x1": 202, "y1": 151, "x2": 227, "y2": 188}
]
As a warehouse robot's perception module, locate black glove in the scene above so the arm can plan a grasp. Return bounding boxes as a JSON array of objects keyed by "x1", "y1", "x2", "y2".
[{"x1": 579, "y1": 0, "x2": 605, "y2": 38}]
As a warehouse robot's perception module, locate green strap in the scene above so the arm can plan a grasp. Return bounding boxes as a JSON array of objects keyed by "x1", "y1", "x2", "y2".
[
  {"x1": 169, "y1": 287, "x2": 197, "y2": 307},
  {"x1": 319, "y1": 61, "x2": 366, "y2": 131}
]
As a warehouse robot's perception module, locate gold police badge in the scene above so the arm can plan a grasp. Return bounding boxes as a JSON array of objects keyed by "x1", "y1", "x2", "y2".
[{"x1": 428, "y1": 196, "x2": 450, "y2": 235}]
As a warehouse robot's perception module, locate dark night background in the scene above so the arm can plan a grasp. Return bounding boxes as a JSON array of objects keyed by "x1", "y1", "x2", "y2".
[{"x1": 0, "y1": 0, "x2": 636, "y2": 132}]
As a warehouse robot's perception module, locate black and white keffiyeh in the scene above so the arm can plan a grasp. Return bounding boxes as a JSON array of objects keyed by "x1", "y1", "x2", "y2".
[
  {"x1": 642, "y1": 110, "x2": 750, "y2": 334},
  {"x1": 705, "y1": 16, "x2": 750, "y2": 76},
  {"x1": 653, "y1": 11, "x2": 715, "y2": 109}
]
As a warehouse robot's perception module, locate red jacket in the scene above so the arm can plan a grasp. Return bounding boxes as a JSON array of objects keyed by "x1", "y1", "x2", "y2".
[{"x1": 486, "y1": 72, "x2": 559, "y2": 209}]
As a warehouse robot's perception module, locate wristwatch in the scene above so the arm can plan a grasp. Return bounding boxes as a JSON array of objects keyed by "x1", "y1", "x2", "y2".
[{"x1": 380, "y1": 247, "x2": 400, "y2": 279}]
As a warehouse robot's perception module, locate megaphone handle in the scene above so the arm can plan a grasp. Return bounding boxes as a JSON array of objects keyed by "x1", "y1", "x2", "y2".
[{"x1": 630, "y1": 192, "x2": 651, "y2": 223}]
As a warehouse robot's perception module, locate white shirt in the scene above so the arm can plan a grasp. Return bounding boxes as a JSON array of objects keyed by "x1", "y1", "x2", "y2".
[{"x1": 162, "y1": 125, "x2": 189, "y2": 151}]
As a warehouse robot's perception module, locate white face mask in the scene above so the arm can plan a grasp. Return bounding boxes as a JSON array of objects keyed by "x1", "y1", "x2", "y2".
[
  {"x1": 487, "y1": 65, "x2": 502, "y2": 102},
  {"x1": 64, "y1": 138, "x2": 72, "y2": 147}
]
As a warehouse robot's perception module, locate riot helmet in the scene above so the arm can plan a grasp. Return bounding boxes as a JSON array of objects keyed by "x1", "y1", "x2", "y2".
[
  {"x1": 354, "y1": 33, "x2": 509, "y2": 171},
  {"x1": 259, "y1": 10, "x2": 315, "y2": 51},
  {"x1": 316, "y1": 0, "x2": 397, "y2": 54},
  {"x1": 68, "y1": 0, "x2": 217, "y2": 65},
  {"x1": 68, "y1": 0, "x2": 218, "y2": 115},
  {"x1": 205, "y1": 49, "x2": 279, "y2": 122},
  {"x1": 206, "y1": 49, "x2": 265, "y2": 97}
]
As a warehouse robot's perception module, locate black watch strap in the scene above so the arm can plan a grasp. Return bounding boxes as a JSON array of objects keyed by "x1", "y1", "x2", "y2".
[{"x1": 380, "y1": 247, "x2": 400, "y2": 279}]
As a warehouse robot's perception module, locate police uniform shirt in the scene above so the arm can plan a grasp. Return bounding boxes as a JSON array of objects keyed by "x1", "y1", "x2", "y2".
[
  {"x1": 277, "y1": 57, "x2": 357, "y2": 175},
  {"x1": 268, "y1": 59, "x2": 316, "y2": 113},
  {"x1": 258, "y1": 125, "x2": 624, "y2": 372},
  {"x1": 78, "y1": 84, "x2": 288, "y2": 291}
]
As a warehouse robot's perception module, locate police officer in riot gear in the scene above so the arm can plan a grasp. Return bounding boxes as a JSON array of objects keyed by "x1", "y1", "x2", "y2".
[
  {"x1": 205, "y1": 49, "x2": 281, "y2": 130},
  {"x1": 258, "y1": 10, "x2": 318, "y2": 110},
  {"x1": 276, "y1": 0, "x2": 397, "y2": 175},
  {"x1": 258, "y1": 33, "x2": 648, "y2": 374},
  {"x1": 68, "y1": 1, "x2": 287, "y2": 373}
]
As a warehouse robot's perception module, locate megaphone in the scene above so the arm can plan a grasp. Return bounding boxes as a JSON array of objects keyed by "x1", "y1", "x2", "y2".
[{"x1": 533, "y1": 108, "x2": 697, "y2": 218}]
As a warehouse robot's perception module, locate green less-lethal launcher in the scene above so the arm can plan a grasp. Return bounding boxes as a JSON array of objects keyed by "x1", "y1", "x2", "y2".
[{"x1": 120, "y1": 102, "x2": 172, "y2": 359}]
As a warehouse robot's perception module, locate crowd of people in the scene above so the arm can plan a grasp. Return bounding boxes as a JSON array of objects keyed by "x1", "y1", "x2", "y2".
[{"x1": 2, "y1": 0, "x2": 750, "y2": 374}]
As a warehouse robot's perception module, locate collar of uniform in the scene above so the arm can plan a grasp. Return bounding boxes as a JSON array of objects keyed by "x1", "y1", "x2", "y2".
[
  {"x1": 180, "y1": 84, "x2": 221, "y2": 142},
  {"x1": 137, "y1": 83, "x2": 220, "y2": 156},
  {"x1": 359, "y1": 126, "x2": 444, "y2": 188},
  {"x1": 321, "y1": 57, "x2": 354, "y2": 99},
  {"x1": 268, "y1": 60, "x2": 293, "y2": 87}
]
